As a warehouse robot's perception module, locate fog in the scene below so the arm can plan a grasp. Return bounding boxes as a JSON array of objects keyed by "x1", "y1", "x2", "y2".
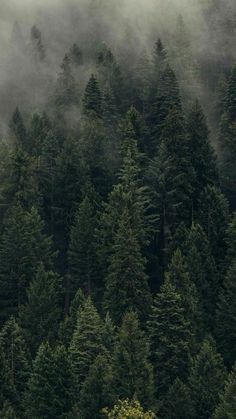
[{"x1": 0, "y1": 0, "x2": 235, "y2": 132}]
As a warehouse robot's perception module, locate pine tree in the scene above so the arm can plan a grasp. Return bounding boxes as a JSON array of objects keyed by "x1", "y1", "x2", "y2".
[
  {"x1": 213, "y1": 363, "x2": 236, "y2": 419},
  {"x1": 10, "y1": 108, "x2": 28, "y2": 150},
  {"x1": 189, "y1": 337, "x2": 227, "y2": 419},
  {"x1": 184, "y1": 223, "x2": 218, "y2": 329},
  {"x1": 0, "y1": 317, "x2": 30, "y2": 399},
  {"x1": 69, "y1": 297, "x2": 103, "y2": 392},
  {"x1": 153, "y1": 38, "x2": 168, "y2": 77},
  {"x1": 69, "y1": 43, "x2": 83, "y2": 66},
  {"x1": 113, "y1": 312, "x2": 154, "y2": 409},
  {"x1": 197, "y1": 185, "x2": 229, "y2": 265},
  {"x1": 225, "y1": 212, "x2": 236, "y2": 268},
  {"x1": 186, "y1": 100, "x2": 218, "y2": 206},
  {"x1": 68, "y1": 194, "x2": 99, "y2": 297},
  {"x1": 0, "y1": 205, "x2": 55, "y2": 324},
  {"x1": 161, "y1": 378, "x2": 195, "y2": 419},
  {"x1": 55, "y1": 54, "x2": 79, "y2": 110},
  {"x1": 59, "y1": 288, "x2": 85, "y2": 347},
  {"x1": 104, "y1": 206, "x2": 151, "y2": 324},
  {"x1": 19, "y1": 264, "x2": 62, "y2": 355},
  {"x1": 216, "y1": 261, "x2": 236, "y2": 366},
  {"x1": 83, "y1": 74, "x2": 102, "y2": 118},
  {"x1": 30, "y1": 25, "x2": 46, "y2": 63},
  {"x1": 166, "y1": 248, "x2": 201, "y2": 345},
  {"x1": 0, "y1": 347, "x2": 16, "y2": 410},
  {"x1": 148, "y1": 279, "x2": 191, "y2": 399},
  {"x1": 24, "y1": 343, "x2": 73, "y2": 419},
  {"x1": 79, "y1": 352, "x2": 115, "y2": 419},
  {"x1": 29, "y1": 111, "x2": 51, "y2": 156}
]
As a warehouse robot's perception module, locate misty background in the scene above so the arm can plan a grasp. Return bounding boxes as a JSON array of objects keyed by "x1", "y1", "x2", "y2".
[{"x1": 0, "y1": 0, "x2": 236, "y2": 138}]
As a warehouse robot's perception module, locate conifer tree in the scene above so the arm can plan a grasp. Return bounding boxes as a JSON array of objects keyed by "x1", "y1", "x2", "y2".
[
  {"x1": 0, "y1": 317, "x2": 30, "y2": 399},
  {"x1": 113, "y1": 312, "x2": 154, "y2": 409},
  {"x1": 30, "y1": 25, "x2": 46, "y2": 63},
  {"x1": 216, "y1": 261, "x2": 236, "y2": 366},
  {"x1": 79, "y1": 352, "x2": 115, "y2": 419},
  {"x1": 83, "y1": 74, "x2": 102, "y2": 118},
  {"x1": 148, "y1": 279, "x2": 191, "y2": 399},
  {"x1": 0, "y1": 205, "x2": 55, "y2": 324},
  {"x1": 24, "y1": 343, "x2": 73, "y2": 418},
  {"x1": 19, "y1": 264, "x2": 62, "y2": 355},
  {"x1": 68, "y1": 193, "x2": 99, "y2": 297},
  {"x1": 225, "y1": 212, "x2": 236, "y2": 268},
  {"x1": 161, "y1": 378, "x2": 195, "y2": 419},
  {"x1": 0, "y1": 347, "x2": 16, "y2": 410},
  {"x1": 69, "y1": 43, "x2": 83, "y2": 66},
  {"x1": 10, "y1": 108, "x2": 28, "y2": 150},
  {"x1": 198, "y1": 185, "x2": 229, "y2": 265},
  {"x1": 29, "y1": 111, "x2": 51, "y2": 156},
  {"x1": 186, "y1": 100, "x2": 218, "y2": 205},
  {"x1": 69, "y1": 297, "x2": 103, "y2": 392},
  {"x1": 213, "y1": 363, "x2": 236, "y2": 419},
  {"x1": 55, "y1": 54, "x2": 79, "y2": 110},
  {"x1": 189, "y1": 337, "x2": 227, "y2": 419},
  {"x1": 59, "y1": 288, "x2": 85, "y2": 347}
]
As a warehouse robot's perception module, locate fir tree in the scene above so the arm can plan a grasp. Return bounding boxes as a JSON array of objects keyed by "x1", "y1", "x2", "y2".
[
  {"x1": 213, "y1": 363, "x2": 236, "y2": 419},
  {"x1": 30, "y1": 25, "x2": 46, "y2": 63},
  {"x1": 69, "y1": 297, "x2": 103, "y2": 392},
  {"x1": 24, "y1": 343, "x2": 73, "y2": 418},
  {"x1": 10, "y1": 108, "x2": 28, "y2": 150},
  {"x1": 0, "y1": 347, "x2": 16, "y2": 410},
  {"x1": 161, "y1": 378, "x2": 195, "y2": 419},
  {"x1": 83, "y1": 74, "x2": 102, "y2": 117},
  {"x1": 69, "y1": 43, "x2": 83, "y2": 66},
  {"x1": 113, "y1": 312, "x2": 155, "y2": 409},
  {"x1": 148, "y1": 279, "x2": 191, "y2": 399},
  {"x1": 216, "y1": 261, "x2": 236, "y2": 366},
  {"x1": 225, "y1": 212, "x2": 236, "y2": 268},
  {"x1": 0, "y1": 317, "x2": 30, "y2": 399},
  {"x1": 19, "y1": 264, "x2": 62, "y2": 355},
  {"x1": 0, "y1": 205, "x2": 55, "y2": 324},
  {"x1": 55, "y1": 54, "x2": 79, "y2": 110},
  {"x1": 79, "y1": 352, "x2": 115, "y2": 419},
  {"x1": 189, "y1": 337, "x2": 227, "y2": 419}
]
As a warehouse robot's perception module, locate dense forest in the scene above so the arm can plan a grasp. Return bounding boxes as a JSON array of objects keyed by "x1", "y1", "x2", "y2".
[{"x1": 1, "y1": 0, "x2": 236, "y2": 417}]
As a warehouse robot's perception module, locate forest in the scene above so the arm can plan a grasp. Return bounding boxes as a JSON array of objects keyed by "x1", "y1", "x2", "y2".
[{"x1": 1, "y1": 0, "x2": 236, "y2": 417}]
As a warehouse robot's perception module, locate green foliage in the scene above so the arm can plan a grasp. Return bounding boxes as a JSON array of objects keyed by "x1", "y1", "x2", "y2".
[
  {"x1": 189, "y1": 337, "x2": 227, "y2": 419},
  {"x1": 83, "y1": 74, "x2": 102, "y2": 117},
  {"x1": 24, "y1": 343, "x2": 73, "y2": 418},
  {"x1": 55, "y1": 54, "x2": 79, "y2": 110},
  {"x1": 216, "y1": 261, "x2": 236, "y2": 366},
  {"x1": 0, "y1": 204, "x2": 55, "y2": 323},
  {"x1": 213, "y1": 363, "x2": 236, "y2": 419},
  {"x1": 103, "y1": 399, "x2": 156, "y2": 419},
  {"x1": 113, "y1": 312, "x2": 155, "y2": 409},
  {"x1": 0, "y1": 346, "x2": 16, "y2": 409},
  {"x1": 19, "y1": 264, "x2": 62, "y2": 355},
  {"x1": 160, "y1": 378, "x2": 194, "y2": 419},
  {"x1": 148, "y1": 279, "x2": 191, "y2": 398},
  {"x1": 10, "y1": 108, "x2": 28, "y2": 149},
  {"x1": 69, "y1": 297, "x2": 103, "y2": 392}
]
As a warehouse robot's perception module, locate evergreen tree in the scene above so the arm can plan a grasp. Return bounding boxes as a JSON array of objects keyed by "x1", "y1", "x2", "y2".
[
  {"x1": 83, "y1": 74, "x2": 102, "y2": 117},
  {"x1": 225, "y1": 212, "x2": 236, "y2": 268},
  {"x1": 30, "y1": 25, "x2": 46, "y2": 63},
  {"x1": 113, "y1": 312, "x2": 154, "y2": 409},
  {"x1": 29, "y1": 111, "x2": 51, "y2": 157},
  {"x1": 216, "y1": 261, "x2": 236, "y2": 366},
  {"x1": 0, "y1": 347, "x2": 16, "y2": 410},
  {"x1": 10, "y1": 108, "x2": 28, "y2": 150},
  {"x1": 19, "y1": 264, "x2": 62, "y2": 355},
  {"x1": 189, "y1": 337, "x2": 227, "y2": 419},
  {"x1": 161, "y1": 378, "x2": 194, "y2": 419},
  {"x1": 58, "y1": 288, "x2": 85, "y2": 347},
  {"x1": 79, "y1": 352, "x2": 114, "y2": 419},
  {"x1": 184, "y1": 223, "x2": 218, "y2": 329},
  {"x1": 24, "y1": 343, "x2": 73, "y2": 418},
  {"x1": 0, "y1": 205, "x2": 55, "y2": 324},
  {"x1": 198, "y1": 185, "x2": 229, "y2": 265},
  {"x1": 148, "y1": 279, "x2": 191, "y2": 399},
  {"x1": 69, "y1": 43, "x2": 83, "y2": 66},
  {"x1": 186, "y1": 100, "x2": 218, "y2": 206},
  {"x1": 55, "y1": 54, "x2": 79, "y2": 110},
  {"x1": 213, "y1": 363, "x2": 236, "y2": 419},
  {"x1": 0, "y1": 317, "x2": 30, "y2": 399},
  {"x1": 68, "y1": 194, "x2": 98, "y2": 297},
  {"x1": 69, "y1": 297, "x2": 103, "y2": 392}
]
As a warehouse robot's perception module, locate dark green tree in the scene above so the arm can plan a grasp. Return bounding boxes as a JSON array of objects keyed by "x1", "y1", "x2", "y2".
[
  {"x1": 113, "y1": 312, "x2": 154, "y2": 409},
  {"x1": 161, "y1": 378, "x2": 194, "y2": 419},
  {"x1": 225, "y1": 212, "x2": 236, "y2": 268},
  {"x1": 10, "y1": 108, "x2": 28, "y2": 150},
  {"x1": 148, "y1": 279, "x2": 191, "y2": 399},
  {"x1": 19, "y1": 264, "x2": 62, "y2": 355},
  {"x1": 55, "y1": 54, "x2": 79, "y2": 110},
  {"x1": 83, "y1": 74, "x2": 102, "y2": 118},
  {"x1": 24, "y1": 343, "x2": 73, "y2": 419},
  {"x1": 69, "y1": 297, "x2": 103, "y2": 392},
  {"x1": 0, "y1": 205, "x2": 55, "y2": 324},
  {"x1": 189, "y1": 337, "x2": 227, "y2": 419},
  {"x1": 0, "y1": 317, "x2": 30, "y2": 400},
  {"x1": 216, "y1": 261, "x2": 236, "y2": 366},
  {"x1": 213, "y1": 363, "x2": 236, "y2": 419}
]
